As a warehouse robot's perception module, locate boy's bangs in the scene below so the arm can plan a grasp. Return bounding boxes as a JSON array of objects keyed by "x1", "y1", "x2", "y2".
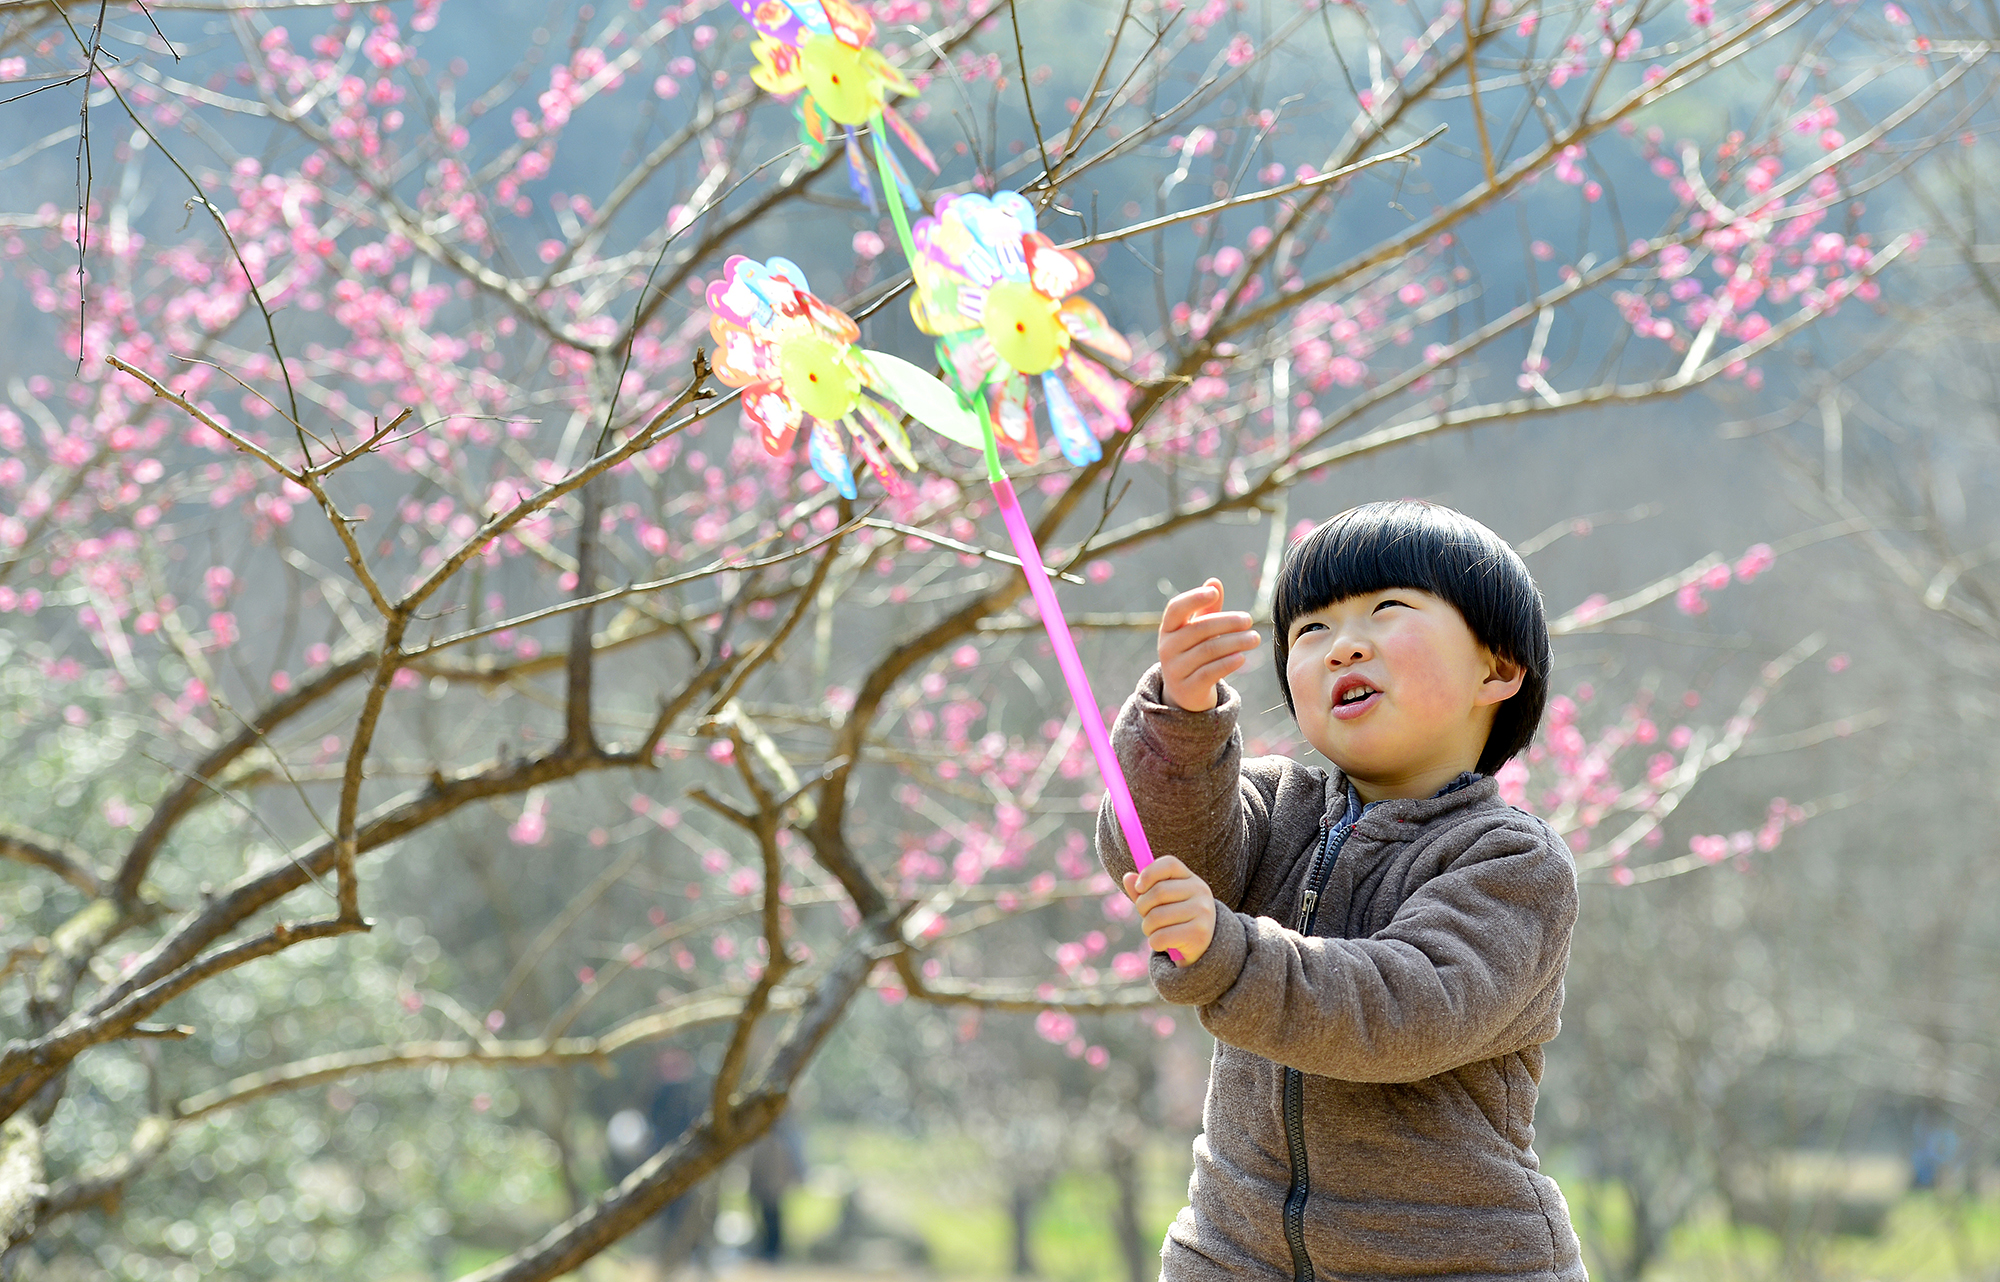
[{"x1": 1274, "y1": 517, "x2": 1463, "y2": 625}]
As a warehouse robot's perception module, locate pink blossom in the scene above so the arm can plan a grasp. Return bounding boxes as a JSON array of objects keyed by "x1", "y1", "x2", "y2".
[
  {"x1": 509, "y1": 797, "x2": 548, "y2": 845},
  {"x1": 1734, "y1": 543, "x2": 1775, "y2": 581}
]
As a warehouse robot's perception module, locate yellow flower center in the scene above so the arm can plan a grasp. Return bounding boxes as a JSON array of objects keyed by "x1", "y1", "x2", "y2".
[
  {"x1": 799, "y1": 34, "x2": 876, "y2": 125},
  {"x1": 778, "y1": 334, "x2": 860, "y2": 421},
  {"x1": 982, "y1": 280, "x2": 1068, "y2": 374}
]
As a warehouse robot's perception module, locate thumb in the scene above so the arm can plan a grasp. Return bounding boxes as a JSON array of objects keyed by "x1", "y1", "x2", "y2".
[{"x1": 1121, "y1": 871, "x2": 1141, "y2": 899}]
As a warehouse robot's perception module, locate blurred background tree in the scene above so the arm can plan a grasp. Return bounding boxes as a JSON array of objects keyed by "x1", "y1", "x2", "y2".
[{"x1": 1, "y1": 0, "x2": 1995, "y2": 1279}]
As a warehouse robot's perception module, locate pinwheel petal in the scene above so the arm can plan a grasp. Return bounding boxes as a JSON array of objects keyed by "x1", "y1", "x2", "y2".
[
  {"x1": 856, "y1": 350, "x2": 985, "y2": 449},
  {"x1": 791, "y1": 0, "x2": 834, "y2": 36},
  {"x1": 710, "y1": 322, "x2": 775, "y2": 387},
  {"x1": 743, "y1": 380, "x2": 803, "y2": 455},
  {"x1": 844, "y1": 126, "x2": 878, "y2": 212},
  {"x1": 801, "y1": 292, "x2": 861, "y2": 346},
  {"x1": 865, "y1": 48, "x2": 914, "y2": 97},
  {"x1": 749, "y1": 37, "x2": 808, "y2": 94},
  {"x1": 734, "y1": 0, "x2": 810, "y2": 43},
  {"x1": 707, "y1": 257, "x2": 771, "y2": 328},
  {"x1": 990, "y1": 191, "x2": 1037, "y2": 235},
  {"x1": 882, "y1": 103, "x2": 937, "y2": 173},
  {"x1": 875, "y1": 134, "x2": 920, "y2": 210},
  {"x1": 819, "y1": 0, "x2": 872, "y2": 45},
  {"x1": 1064, "y1": 350, "x2": 1132, "y2": 434},
  {"x1": 764, "y1": 256, "x2": 812, "y2": 294},
  {"x1": 808, "y1": 418, "x2": 857, "y2": 499},
  {"x1": 1058, "y1": 297, "x2": 1132, "y2": 363},
  {"x1": 799, "y1": 95, "x2": 833, "y2": 152},
  {"x1": 990, "y1": 373, "x2": 1039, "y2": 466},
  {"x1": 1025, "y1": 232, "x2": 1093, "y2": 299},
  {"x1": 1041, "y1": 371, "x2": 1102, "y2": 466},
  {"x1": 847, "y1": 418, "x2": 908, "y2": 496},
  {"x1": 852, "y1": 396, "x2": 917, "y2": 471},
  {"x1": 908, "y1": 281, "x2": 973, "y2": 336},
  {"x1": 950, "y1": 195, "x2": 1029, "y2": 282},
  {"x1": 925, "y1": 200, "x2": 1003, "y2": 288},
  {"x1": 935, "y1": 331, "x2": 998, "y2": 400}
]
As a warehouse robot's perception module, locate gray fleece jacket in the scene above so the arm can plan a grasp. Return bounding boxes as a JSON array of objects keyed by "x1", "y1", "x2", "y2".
[{"x1": 1097, "y1": 667, "x2": 1587, "y2": 1282}]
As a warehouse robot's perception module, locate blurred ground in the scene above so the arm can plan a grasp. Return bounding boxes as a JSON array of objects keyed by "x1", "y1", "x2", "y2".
[{"x1": 610, "y1": 1265, "x2": 940, "y2": 1282}]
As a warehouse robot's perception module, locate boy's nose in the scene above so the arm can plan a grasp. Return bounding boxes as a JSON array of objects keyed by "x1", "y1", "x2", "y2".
[{"x1": 1325, "y1": 638, "x2": 1369, "y2": 665}]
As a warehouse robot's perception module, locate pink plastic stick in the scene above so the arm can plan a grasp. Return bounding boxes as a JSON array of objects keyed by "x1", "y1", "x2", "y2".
[{"x1": 991, "y1": 478, "x2": 1159, "y2": 874}]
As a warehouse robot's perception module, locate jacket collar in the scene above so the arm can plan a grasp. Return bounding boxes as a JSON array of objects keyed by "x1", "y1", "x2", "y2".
[{"x1": 1325, "y1": 769, "x2": 1496, "y2": 841}]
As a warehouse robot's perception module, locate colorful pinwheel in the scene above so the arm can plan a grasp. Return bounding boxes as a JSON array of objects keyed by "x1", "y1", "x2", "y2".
[
  {"x1": 706, "y1": 254, "x2": 981, "y2": 500},
  {"x1": 900, "y1": 193, "x2": 1164, "y2": 883},
  {"x1": 732, "y1": 0, "x2": 938, "y2": 233},
  {"x1": 909, "y1": 193, "x2": 1134, "y2": 470}
]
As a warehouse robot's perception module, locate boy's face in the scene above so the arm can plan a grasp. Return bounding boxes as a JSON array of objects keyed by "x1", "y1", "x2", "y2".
[{"x1": 1285, "y1": 588, "x2": 1523, "y2": 802}]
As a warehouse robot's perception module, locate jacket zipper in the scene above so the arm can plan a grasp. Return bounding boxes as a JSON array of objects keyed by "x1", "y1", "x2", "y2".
[{"x1": 1282, "y1": 809, "x2": 1352, "y2": 1282}]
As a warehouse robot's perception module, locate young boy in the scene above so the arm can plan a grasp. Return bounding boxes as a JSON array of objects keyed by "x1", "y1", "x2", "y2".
[{"x1": 1099, "y1": 500, "x2": 1585, "y2": 1281}]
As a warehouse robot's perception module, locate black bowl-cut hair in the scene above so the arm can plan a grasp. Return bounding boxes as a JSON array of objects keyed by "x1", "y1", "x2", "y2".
[{"x1": 1271, "y1": 500, "x2": 1551, "y2": 776}]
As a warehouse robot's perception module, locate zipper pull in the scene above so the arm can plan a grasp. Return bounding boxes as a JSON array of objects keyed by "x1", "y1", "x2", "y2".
[{"x1": 1299, "y1": 889, "x2": 1317, "y2": 925}]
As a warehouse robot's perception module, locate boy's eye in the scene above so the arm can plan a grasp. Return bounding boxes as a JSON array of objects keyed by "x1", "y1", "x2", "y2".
[
  {"x1": 1374, "y1": 598, "x2": 1409, "y2": 612},
  {"x1": 1294, "y1": 621, "x2": 1326, "y2": 639}
]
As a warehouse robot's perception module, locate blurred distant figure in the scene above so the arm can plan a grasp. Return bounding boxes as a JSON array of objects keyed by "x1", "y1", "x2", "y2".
[
  {"x1": 745, "y1": 1115, "x2": 804, "y2": 1260},
  {"x1": 648, "y1": 1049, "x2": 718, "y2": 1273},
  {"x1": 1911, "y1": 1119, "x2": 1959, "y2": 1191},
  {"x1": 604, "y1": 1049, "x2": 718, "y2": 1276}
]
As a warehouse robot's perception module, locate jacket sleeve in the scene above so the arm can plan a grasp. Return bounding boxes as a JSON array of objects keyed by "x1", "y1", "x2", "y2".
[
  {"x1": 1094, "y1": 664, "x2": 1271, "y2": 912},
  {"x1": 1150, "y1": 818, "x2": 1578, "y2": 1082}
]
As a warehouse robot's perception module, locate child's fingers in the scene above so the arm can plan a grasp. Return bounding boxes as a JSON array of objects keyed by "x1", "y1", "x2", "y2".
[
  {"x1": 1138, "y1": 896, "x2": 1204, "y2": 934},
  {"x1": 1144, "y1": 919, "x2": 1211, "y2": 959},
  {"x1": 1163, "y1": 624, "x2": 1261, "y2": 671},
  {"x1": 1128, "y1": 855, "x2": 1191, "y2": 896},
  {"x1": 1161, "y1": 611, "x2": 1259, "y2": 652},
  {"x1": 1178, "y1": 652, "x2": 1251, "y2": 693},
  {"x1": 1162, "y1": 632, "x2": 1262, "y2": 710},
  {"x1": 1158, "y1": 578, "x2": 1227, "y2": 632}
]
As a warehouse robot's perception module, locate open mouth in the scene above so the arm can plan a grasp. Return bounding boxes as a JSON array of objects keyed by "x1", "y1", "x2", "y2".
[{"x1": 1332, "y1": 683, "x2": 1381, "y2": 719}]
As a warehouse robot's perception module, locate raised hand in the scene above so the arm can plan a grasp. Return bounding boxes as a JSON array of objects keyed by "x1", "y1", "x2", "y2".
[{"x1": 1157, "y1": 578, "x2": 1261, "y2": 712}]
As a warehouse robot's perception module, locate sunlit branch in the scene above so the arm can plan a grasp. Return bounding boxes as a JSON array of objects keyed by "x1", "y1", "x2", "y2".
[
  {"x1": 1580, "y1": 632, "x2": 1826, "y2": 872},
  {"x1": 0, "y1": 830, "x2": 107, "y2": 900},
  {"x1": 176, "y1": 991, "x2": 753, "y2": 1122},
  {"x1": 455, "y1": 920, "x2": 889, "y2": 1282},
  {"x1": 1055, "y1": 125, "x2": 1447, "y2": 253}
]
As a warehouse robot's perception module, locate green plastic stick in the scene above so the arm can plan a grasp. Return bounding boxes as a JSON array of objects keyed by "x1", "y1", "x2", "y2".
[{"x1": 870, "y1": 120, "x2": 920, "y2": 271}]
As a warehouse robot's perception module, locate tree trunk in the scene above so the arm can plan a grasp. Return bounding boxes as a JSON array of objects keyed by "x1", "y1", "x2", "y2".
[
  {"x1": 1009, "y1": 1175, "x2": 1043, "y2": 1277},
  {"x1": 1107, "y1": 1134, "x2": 1151, "y2": 1282}
]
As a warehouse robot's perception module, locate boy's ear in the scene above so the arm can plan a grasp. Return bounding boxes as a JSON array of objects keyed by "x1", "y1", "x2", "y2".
[{"x1": 1475, "y1": 653, "x2": 1526, "y2": 707}]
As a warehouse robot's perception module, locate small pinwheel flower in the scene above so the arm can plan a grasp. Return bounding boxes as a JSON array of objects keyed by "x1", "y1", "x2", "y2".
[
  {"x1": 908, "y1": 192, "x2": 1133, "y2": 468},
  {"x1": 707, "y1": 254, "x2": 979, "y2": 500},
  {"x1": 732, "y1": 0, "x2": 938, "y2": 212}
]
